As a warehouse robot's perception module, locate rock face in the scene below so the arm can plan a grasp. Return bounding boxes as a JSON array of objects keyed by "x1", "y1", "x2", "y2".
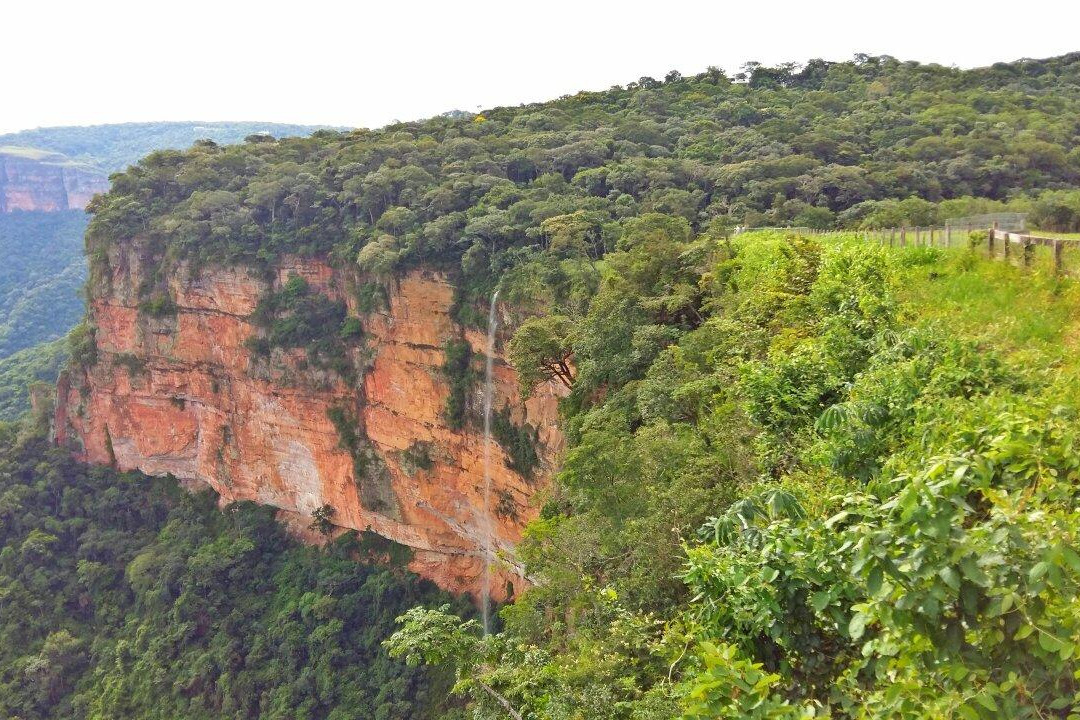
[
  {"x1": 0, "y1": 150, "x2": 108, "y2": 212},
  {"x1": 55, "y1": 241, "x2": 565, "y2": 599}
]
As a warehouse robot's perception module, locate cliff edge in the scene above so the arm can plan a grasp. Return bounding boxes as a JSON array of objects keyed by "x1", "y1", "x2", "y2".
[{"x1": 55, "y1": 238, "x2": 565, "y2": 599}]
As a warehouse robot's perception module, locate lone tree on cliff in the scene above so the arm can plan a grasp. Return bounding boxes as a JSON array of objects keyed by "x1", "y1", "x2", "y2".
[
  {"x1": 508, "y1": 315, "x2": 575, "y2": 395},
  {"x1": 309, "y1": 504, "x2": 336, "y2": 536}
]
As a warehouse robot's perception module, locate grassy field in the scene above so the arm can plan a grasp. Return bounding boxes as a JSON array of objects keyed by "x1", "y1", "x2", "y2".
[
  {"x1": 1030, "y1": 229, "x2": 1080, "y2": 241},
  {"x1": 740, "y1": 230, "x2": 1080, "y2": 404},
  {"x1": 0, "y1": 145, "x2": 95, "y2": 169},
  {"x1": 781, "y1": 230, "x2": 1080, "y2": 405},
  {"x1": 897, "y1": 247, "x2": 1080, "y2": 397}
]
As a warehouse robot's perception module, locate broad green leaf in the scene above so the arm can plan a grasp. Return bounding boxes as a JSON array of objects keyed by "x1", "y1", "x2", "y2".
[
  {"x1": 848, "y1": 612, "x2": 868, "y2": 640},
  {"x1": 939, "y1": 566, "x2": 960, "y2": 591}
]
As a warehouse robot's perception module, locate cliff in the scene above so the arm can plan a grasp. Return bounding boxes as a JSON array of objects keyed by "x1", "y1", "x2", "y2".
[
  {"x1": 55, "y1": 240, "x2": 566, "y2": 599},
  {"x1": 0, "y1": 148, "x2": 108, "y2": 212}
]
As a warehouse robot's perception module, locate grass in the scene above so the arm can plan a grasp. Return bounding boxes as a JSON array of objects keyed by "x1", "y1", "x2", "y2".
[
  {"x1": 1030, "y1": 229, "x2": 1080, "y2": 241},
  {"x1": 890, "y1": 245, "x2": 1080, "y2": 406},
  {"x1": 739, "y1": 230, "x2": 1080, "y2": 405},
  {"x1": 0, "y1": 145, "x2": 96, "y2": 170},
  {"x1": 897, "y1": 249, "x2": 1078, "y2": 346}
]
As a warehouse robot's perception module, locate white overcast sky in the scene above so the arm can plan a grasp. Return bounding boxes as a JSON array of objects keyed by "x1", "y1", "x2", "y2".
[{"x1": 3, "y1": 0, "x2": 1079, "y2": 135}]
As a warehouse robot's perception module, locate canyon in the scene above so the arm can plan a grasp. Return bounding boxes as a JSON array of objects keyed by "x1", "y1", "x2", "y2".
[
  {"x1": 0, "y1": 149, "x2": 108, "y2": 212},
  {"x1": 53, "y1": 238, "x2": 566, "y2": 599}
]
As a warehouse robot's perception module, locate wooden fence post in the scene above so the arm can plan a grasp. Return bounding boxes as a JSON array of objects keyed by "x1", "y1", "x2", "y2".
[
  {"x1": 914, "y1": 227, "x2": 921, "y2": 246},
  {"x1": 900, "y1": 226, "x2": 906, "y2": 247},
  {"x1": 1054, "y1": 239, "x2": 1064, "y2": 276},
  {"x1": 1023, "y1": 237, "x2": 1034, "y2": 268},
  {"x1": 988, "y1": 227, "x2": 995, "y2": 258},
  {"x1": 1004, "y1": 230, "x2": 1011, "y2": 260}
]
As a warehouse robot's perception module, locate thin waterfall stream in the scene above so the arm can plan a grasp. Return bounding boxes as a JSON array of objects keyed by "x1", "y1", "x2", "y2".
[{"x1": 481, "y1": 289, "x2": 499, "y2": 635}]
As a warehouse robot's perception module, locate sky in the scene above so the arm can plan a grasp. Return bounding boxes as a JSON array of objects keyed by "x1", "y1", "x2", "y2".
[{"x1": 4, "y1": 0, "x2": 1079, "y2": 135}]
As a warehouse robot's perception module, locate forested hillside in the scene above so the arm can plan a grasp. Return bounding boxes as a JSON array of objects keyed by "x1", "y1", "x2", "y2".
[
  {"x1": 86, "y1": 51, "x2": 1080, "y2": 293},
  {"x1": 388, "y1": 229, "x2": 1080, "y2": 718},
  {"x1": 0, "y1": 212, "x2": 87, "y2": 356},
  {"x1": 7, "y1": 53, "x2": 1080, "y2": 718},
  {"x1": 0, "y1": 415, "x2": 467, "y2": 719},
  {"x1": 0, "y1": 210, "x2": 90, "y2": 420}
]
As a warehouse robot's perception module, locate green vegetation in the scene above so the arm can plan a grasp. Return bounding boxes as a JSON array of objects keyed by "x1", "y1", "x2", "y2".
[
  {"x1": 397, "y1": 441, "x2": 436, "y2": 476},
  {"x1": 327, "y1": 404, "x2": 399, "y2": 519},
  {"x1": 248, "y1": 275, "x2": 362, "y2": 379},
  {"x1": 0, "y1": 211, "x2": 87, "y2": 358},
  {"x1": 441, "y1": 338, "x2": 477, "y2": 430},
  {"x1": 85, "y1": 53, "x2": 1080, "y2": 307},
  {"x1": 18, "y1": 52, "x2": 1080, "y2": 718},
  {"x1": 507, "y1": 315, "x2": 575, "y2": 394},
  {"x1": 0, "y1": 422, "x2": 468, "y2": 720},
  {"x1": 490, "y1": 406, "x2": 539, "y2": 478},
  {"x1": 137, "y1": 291, "x2": 177, "y2": 318},
  {"x1": 389, "y1": 231, "x2": 1080, "y2": 719},
  {"x1": 353, "y1": 280, "x2": 388, "y2": 314},
  {"x1": 0, "y1": 337, "x2": 68, "y2": 420}
]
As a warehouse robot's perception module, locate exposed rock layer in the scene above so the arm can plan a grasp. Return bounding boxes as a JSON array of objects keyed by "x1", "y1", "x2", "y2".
[
  {"x1": 0, "y1": 152, "x2": 108, "y2": 212},
  {"x1": 56, "y1": 242, "x2": 564, "y2": 598}
]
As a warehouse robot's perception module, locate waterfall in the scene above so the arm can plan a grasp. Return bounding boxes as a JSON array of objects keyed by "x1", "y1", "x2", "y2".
[{"x1": 481, "y1": 289, "x2": 499, "y2": 635}]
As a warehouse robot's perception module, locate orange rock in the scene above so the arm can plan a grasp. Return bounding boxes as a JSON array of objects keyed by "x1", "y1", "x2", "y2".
[
  {"x1": 56, "y1": 251, "x2": 566, "y2": 601},
  {"x1": 0, "y1": 152, "x2": 108, "y2": 212}
]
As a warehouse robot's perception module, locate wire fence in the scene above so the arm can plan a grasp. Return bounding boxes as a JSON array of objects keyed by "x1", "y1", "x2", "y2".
[
  {"x1": 944, "y1": 212, "x2": 1027, "y2": 233},
  {"x1": 848, "y1": 224, "x2": 1078, "y2": 278},
  {"x1": 740, "y1": 223, "x2": 1078, "y2": 278}
]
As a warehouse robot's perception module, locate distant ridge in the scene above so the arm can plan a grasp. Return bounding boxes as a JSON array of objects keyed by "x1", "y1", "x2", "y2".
[{"x1": 0, "y1": 120, "x2": 345, "y2": 173}]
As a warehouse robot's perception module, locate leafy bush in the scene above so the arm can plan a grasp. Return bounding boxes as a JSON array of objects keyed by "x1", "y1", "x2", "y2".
[
  {"x1": 248, "y1": 274, "x2": 362, "y2": 378},
  {"x1": 490, "y1": 406, "x2": 539, "y2": 477},
  {"x1": 441, "y1": 338, "x2": 477, "y2": 430},
  {"x1": 685, "y1": 403, "x2": 1080, "y2": 717},
  {"x1": 138, "y1": 291, "x2": 176, "y2": 317}
]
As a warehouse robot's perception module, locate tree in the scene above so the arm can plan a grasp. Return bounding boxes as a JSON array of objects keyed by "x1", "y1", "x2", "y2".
[
  {"x1": 309, "y1": 504, "x2": 336, "y2": 536},
  {"x1": 539, "y1": 210, "x2": 604, "y2": 263},
  {"x1": 385, "y1": 606, "x2": 525, "y2": 720},
  {"x1": 508, "y1": 315, "x2": 575, "y2": 394}
]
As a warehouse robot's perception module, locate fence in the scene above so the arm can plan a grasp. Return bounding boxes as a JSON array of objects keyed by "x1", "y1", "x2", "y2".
[
  {"x1": 854, "y1": 223, "x2": 1078, "y2": 277},
  {"x1": 743, "y1": 224, "x2": 1079, "y2": 277},
  {"x1": 736, "y1": 226, "x2": 810, "y2": 235},
  {"x1": 945, "y1": 212, "x2": 1027, "y2": 233}
]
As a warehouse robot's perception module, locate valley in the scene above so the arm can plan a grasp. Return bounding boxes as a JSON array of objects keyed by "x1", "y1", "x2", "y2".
[
  {"x1": 1, "y1": 51, "x2": 1079, "y2": 719},
  {"x1": 0, "y1": 122, "x2": 332, "y2": 420}
]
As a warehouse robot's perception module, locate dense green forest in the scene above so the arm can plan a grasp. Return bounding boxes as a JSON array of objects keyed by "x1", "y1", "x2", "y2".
[
  {"x1": 0, "y1": 211, "x2": 88, "y2": 420},
  {"x1": 86, "y1": 52, "x2": 1080, "y2": 294},
  {"x1": 0, "y1": 412, "x2": 468, "y2": 719},
  {"x1": 0, "y1": 212, "x2": 88, "y2": 357},
  {"x1": 0, "y1": 338, "x2": 68, "y2": 419},
  {"x1": 8, "y1": 53, "x2": 1080, "y2": 718}
]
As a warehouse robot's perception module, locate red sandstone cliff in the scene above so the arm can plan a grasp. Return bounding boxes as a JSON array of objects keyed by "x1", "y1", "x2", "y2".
[
  {"x1": 55, "y1": 239, "x2": 565, "y2": 599},
  {"x1": 0, "y1": 150, "x2": 108, "y2": 212}
]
